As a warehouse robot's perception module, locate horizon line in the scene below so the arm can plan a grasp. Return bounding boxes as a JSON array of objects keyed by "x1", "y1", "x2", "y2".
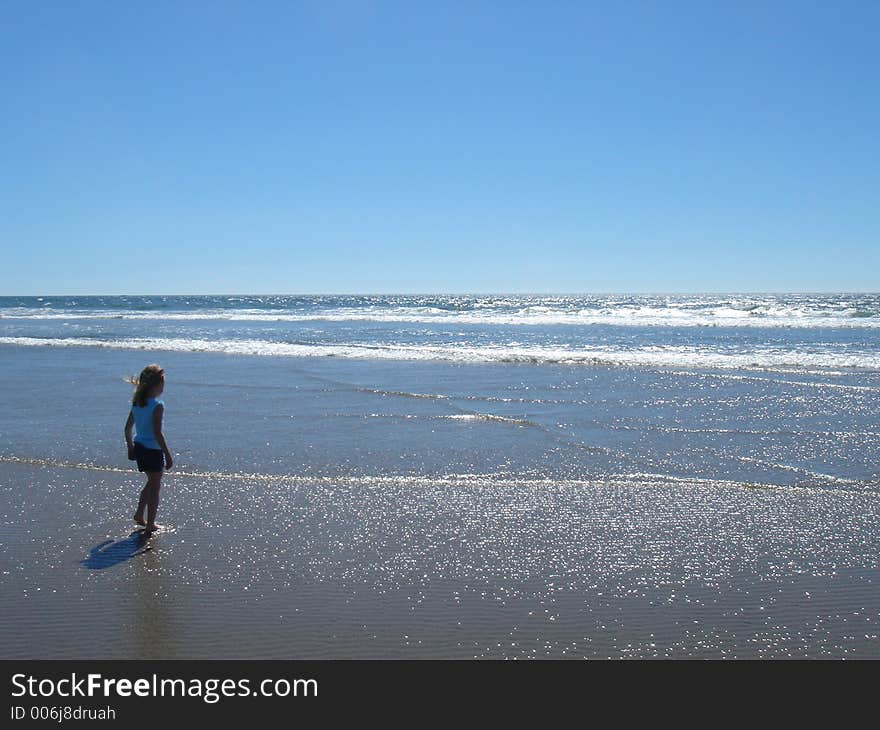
[{"x1": 3, "y1": 290, "x2": 880, "y2": 298}]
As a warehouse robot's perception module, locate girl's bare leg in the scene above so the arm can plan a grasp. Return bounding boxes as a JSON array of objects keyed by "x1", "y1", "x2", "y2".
[
  {"x1": 145, "y1": 472, "x2": 162, "y2": 531},
  {"x1": 134, "y1": 482, "x2": 149, "y2": 526}
]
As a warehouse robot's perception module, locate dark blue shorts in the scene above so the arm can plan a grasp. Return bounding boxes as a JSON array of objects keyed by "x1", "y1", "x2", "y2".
[{"x1": 133, "y1": 442, "x2": 164, "y2": 473}]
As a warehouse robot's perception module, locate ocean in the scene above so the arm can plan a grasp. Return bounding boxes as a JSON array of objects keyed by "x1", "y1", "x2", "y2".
[
  {"x1": 1, "y1": 293, "x2": 878, "y2": 658},
  {"x1": 2, "y1": 292, "x2": 879, "y2": 370},
  {"x1": 2, "y1": 292, "x2": 879, "y2": 485}
]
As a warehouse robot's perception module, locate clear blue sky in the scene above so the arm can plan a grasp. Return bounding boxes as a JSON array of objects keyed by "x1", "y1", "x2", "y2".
[{"x1": 2, "y1": 1, "x2": 878, "y2": 294}]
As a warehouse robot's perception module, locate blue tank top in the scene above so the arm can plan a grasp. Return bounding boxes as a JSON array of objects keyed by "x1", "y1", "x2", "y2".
[{"x1": 132, "y1": 398, "x2": 163, "y2": 449}]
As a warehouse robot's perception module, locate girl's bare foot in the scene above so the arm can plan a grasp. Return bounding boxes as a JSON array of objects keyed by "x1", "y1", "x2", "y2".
[
  {"x1": 134, "y1": 514, "x2": 147, "y2": 527},
  {"x1": 145, "y1": 523, "x2": 161, "y2": 532}
]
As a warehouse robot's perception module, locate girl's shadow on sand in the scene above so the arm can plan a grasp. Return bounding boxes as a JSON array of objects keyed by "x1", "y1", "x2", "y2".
[{"x1": 80, "y1": 531, "x2": 153, "y2": 569}]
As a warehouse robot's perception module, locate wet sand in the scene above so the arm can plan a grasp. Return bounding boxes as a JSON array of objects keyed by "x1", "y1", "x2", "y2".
[{"x1": 2, "y1": 460, "x2": 877, "y2": 659}]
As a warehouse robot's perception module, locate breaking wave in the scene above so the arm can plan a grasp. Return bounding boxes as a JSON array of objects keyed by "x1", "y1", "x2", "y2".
[{"x1": 1, "y1": 335, "x2": 878, "y2": 372}]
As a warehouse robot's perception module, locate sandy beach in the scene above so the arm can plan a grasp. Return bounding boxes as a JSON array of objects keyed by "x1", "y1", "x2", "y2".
[{"x1": 2, "y1": 456, "x2": 877, "y2": 659}]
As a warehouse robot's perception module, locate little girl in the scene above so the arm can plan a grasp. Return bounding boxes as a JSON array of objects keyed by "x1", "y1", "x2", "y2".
[{"x1": 124, "y1": 364, "x2": 173, "y2": 532}]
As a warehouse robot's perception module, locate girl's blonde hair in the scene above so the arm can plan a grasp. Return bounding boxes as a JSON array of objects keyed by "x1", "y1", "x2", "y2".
[{"x1": 128, "y1": 364, "x2": 165, "y2": 407}]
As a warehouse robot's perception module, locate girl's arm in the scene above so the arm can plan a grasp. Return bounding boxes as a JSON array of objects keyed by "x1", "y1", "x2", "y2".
[
  {"x1": 124, "y1": 411, "x2": 135, "y2": 459},
  {"x1": 152, "y1": 404, "x2": 173, "y2": 470}
]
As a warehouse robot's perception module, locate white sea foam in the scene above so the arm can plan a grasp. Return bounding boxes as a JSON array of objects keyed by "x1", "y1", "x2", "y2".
[
  {"x1": 2, "y1": 335, "x2": 878, "y2": 371},
  {"x1": 2, "y1": 300, "x2": 879, "y2": 328},
  {"x1": 442, "y1": 413, "x2": 538, "y2": 426}
]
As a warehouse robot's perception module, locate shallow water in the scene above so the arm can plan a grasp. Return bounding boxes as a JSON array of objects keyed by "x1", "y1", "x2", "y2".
[{"x1": 2, "y1": 346, "x2": 878, "y2": 487}]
